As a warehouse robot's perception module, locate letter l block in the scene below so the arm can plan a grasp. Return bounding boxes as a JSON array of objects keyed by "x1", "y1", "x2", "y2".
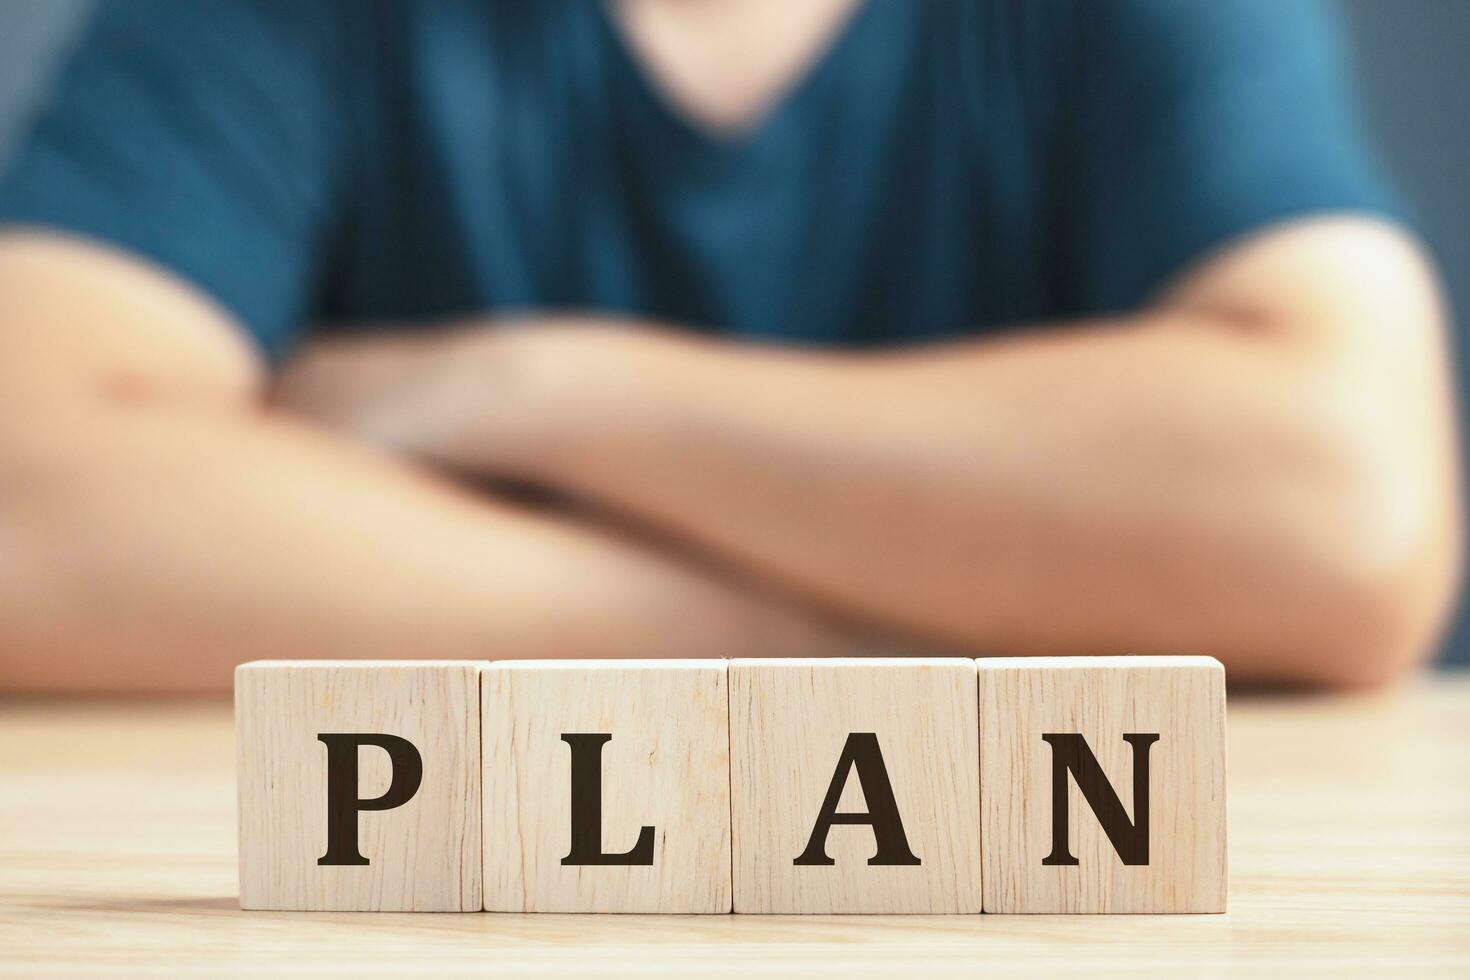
[
  {"x1": 729, "y1": 658, "x2": 982, "y2": 913},
  {"x1": 482, "y1": 660, "x2": 732, "y2": 912},
  {"x1": 235, "y1": 660, "x2": 484, "y2": 911},
  {"x1": 977, "y1": 656, "x2": 1227, "y2": 913}
]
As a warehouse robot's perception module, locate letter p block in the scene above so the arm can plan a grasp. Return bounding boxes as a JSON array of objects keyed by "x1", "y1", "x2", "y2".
[{"x1": 235, "y1": 661, "x2": 484, "y2": 911}]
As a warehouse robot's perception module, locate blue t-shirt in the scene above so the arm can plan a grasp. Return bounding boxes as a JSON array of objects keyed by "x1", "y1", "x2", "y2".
[{"x1": 0, "y1": 0, "x2": 1398, "y2": 361}]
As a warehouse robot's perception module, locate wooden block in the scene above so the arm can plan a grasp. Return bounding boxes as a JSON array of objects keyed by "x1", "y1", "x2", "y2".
[
  {"x1": 729, "y1": 658, "x2": 981, "y2": 914},
  {"x1": 482, "y1": 660, "x2": 731, "y2": 912},
  {"x1": 235, "y1": 660, "x2": 483, "y2": 911},
  {"x1": 977, "y1": 656, "x2": 1227, "y2": 913}
]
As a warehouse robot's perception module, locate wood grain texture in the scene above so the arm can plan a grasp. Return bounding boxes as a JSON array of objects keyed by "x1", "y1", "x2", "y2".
[
  {"x1": 482, "y1": 660, "x2": 731, "y2": 912},
  {"x1": 2, "y1": 674, "x2": 1468, "y2": 975},
  {"x1": 978, "y1": 656, "x2": 1227, "y2": 913},
  {"x1": 235, "y1": 660, "x2": 483, "y2": 911},
  {"x1": 728, "y1": 658, "x2": 981, "y2": 914}
]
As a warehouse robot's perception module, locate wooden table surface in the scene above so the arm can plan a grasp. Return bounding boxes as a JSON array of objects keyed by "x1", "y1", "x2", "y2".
[{"x1": 2, "y1": 674, "x2": 1468, "y2": 977}]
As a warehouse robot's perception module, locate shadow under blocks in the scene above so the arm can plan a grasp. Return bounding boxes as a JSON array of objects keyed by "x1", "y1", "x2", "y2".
[{"x1": 234, "y1": 655, "x2": 1227, "y2": 914}]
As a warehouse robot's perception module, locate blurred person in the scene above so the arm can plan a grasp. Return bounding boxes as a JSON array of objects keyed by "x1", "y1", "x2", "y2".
[{"x1": 0, "y1": 0, "x2": 1459, "y2": 693}]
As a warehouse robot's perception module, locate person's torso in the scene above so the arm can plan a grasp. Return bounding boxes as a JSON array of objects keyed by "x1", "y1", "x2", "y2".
[{"x1": 320, "y1": 0, "x2": 1076, "y2": 345}]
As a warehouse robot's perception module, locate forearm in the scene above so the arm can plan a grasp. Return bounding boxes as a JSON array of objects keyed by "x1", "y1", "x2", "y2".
[
  {"x1": 476, "y1": 238, "x2": 1455, "y2": 686},
  {"x1": 0, "y1": 400, "x2": 851, "y2": 694},
  {"x1": 516, "y1": 317, "x2": 1452, "y2": 685},
  {"x1": 274, "y1": 222, "x2": 1460, "y2": 687}
]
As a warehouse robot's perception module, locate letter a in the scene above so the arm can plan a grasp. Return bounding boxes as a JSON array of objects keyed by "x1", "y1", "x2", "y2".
[{"x1": 793, "y1": 732, "x2": 920, "y2": 866}]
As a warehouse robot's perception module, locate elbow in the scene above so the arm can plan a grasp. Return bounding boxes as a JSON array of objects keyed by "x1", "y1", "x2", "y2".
[
  {"x1": 0, "y1": 479, "x2": 39, "y2": 683},
  {"x1": 0, "y1": 438, "x2": 51, "y2": 660},
  {"x1": 0, "y1": 415, "x2": 95, "y2": 658},
  {"x1": 1307, "y1": 571, "x2": 1456, "y2": 692},
  {"x1": 1291, "y1": 462, "x2": 1462, "y2": 692}
]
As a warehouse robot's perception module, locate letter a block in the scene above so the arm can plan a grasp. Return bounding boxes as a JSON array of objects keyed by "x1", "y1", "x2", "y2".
[
  {"x1": 729, "y1": 658, "x2": 982, "y2": 913},
  {"x1": 977, "y1": 656, "x2": 1227, "y2": 913},
  {"x1": 235, "y1": 661, "x2": 484, "y2": 911},
  {"x1": 482, "y1": 660, "x2": 732, "y2": 912}
]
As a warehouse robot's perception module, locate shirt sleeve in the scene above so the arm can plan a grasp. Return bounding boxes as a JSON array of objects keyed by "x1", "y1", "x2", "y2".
[
  {"x1": 1059, "y1": 0, "x2": 1405, "y2": 313},
  {"x1": 0, "y1": 0, "x2": 352, "y2": 359}
]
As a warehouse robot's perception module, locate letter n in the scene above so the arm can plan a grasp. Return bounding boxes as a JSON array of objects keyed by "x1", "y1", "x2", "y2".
[{"x1": 1040, "y1": 733, "x2": 1159, "y2": 866}]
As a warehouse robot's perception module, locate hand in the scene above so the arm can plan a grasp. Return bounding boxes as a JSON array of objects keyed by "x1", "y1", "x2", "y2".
[
  {"x1": 271, "y1": 329, "x2": 444, "y2": 431},
  {"x1": 270, "y1": 316, "x2": 640, "y2": 477}
]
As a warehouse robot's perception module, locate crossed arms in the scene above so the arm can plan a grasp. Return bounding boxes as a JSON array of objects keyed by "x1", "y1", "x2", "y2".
[{"x1": 0, "y1": 216, "x2": 1459, "y2": 692}]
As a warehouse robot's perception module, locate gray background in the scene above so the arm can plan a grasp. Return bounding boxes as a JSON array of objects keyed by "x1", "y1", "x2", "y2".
[{"x1": 2, "y1": 1, "x2": 1468, "y2": 666}]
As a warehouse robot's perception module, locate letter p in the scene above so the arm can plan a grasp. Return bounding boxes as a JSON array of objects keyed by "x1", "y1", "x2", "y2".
[{"x1": 317, "y1": 733, "x2": 424, "y2": 866}]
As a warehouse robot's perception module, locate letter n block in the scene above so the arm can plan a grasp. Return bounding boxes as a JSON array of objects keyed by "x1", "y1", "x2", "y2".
[
  {"x1": 235, "y1": 661, "x2": 484, "y2": 911},
  {"x1": 729, "y1": 658, "x2": 981, "y2": 913},
  {"x1": 977, "y1": 656, "x2": 1227, "y2": 913},
  {"x1": 482, "y1": 660, "x2": 732, "y2": 912}
]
